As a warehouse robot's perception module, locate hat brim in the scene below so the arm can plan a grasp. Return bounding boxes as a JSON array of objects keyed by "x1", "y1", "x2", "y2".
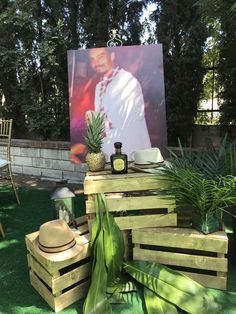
[
  {"x1": 133, "y1": 161, "x2": 165, "y2": 169},
  {"x1": 130, "y1": 161, "x2": 170, "y2": 174},
  {"x1": 32, "y1": 233, "x2": 84, "y2": 262}
]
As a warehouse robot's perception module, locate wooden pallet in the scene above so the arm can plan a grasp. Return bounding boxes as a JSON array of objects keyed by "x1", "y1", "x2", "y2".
[
  {"x1": 25, "y1": 216, "x2": 90, "y2": 312},
  {"x1": 84, "y1": 169, "x2": 177, "y2": 231},
  {"x1": 132, "y1": 227, "x2": 228, "y2": 290}
]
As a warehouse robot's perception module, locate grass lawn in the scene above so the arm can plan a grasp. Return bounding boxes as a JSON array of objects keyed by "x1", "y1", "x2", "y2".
[{"x1": 1, "y1": 185, "x2": 236, "y2": 314}]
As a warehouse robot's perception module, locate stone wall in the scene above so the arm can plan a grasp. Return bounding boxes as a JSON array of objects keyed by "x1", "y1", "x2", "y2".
[
  {"x1": 192, "y1": 125, "x2": 236, "y2": 147},
  {"x1": 0, "y1": 139, "x2": 87, "y2": 183},
  {"x1": 1, "y1": 125, "x2": 235, "y2": 183}
]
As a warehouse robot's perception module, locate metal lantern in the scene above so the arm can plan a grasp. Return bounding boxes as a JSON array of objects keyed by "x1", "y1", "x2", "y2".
[{"x1": 51, "y1": 181, "x2": 77, "y2": 229}]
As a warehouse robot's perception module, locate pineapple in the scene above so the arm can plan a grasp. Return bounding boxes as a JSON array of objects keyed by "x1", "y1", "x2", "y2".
[{"x1": 85, "y1": 111, "x2": 106, "y2": 171}]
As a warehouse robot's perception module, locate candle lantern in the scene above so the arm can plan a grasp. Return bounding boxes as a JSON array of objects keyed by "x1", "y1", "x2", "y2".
[{"x1": 50, "y1": 180, "x2": 77, "y2": 229}]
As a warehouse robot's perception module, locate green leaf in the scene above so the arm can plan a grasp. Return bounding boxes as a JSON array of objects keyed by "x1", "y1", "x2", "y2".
[
  {"x1": 124, "y1": 260, "x2": 222, "y2": 314},
  {"x1": 107, "y1": 279, "x2": 137, "y2": 294},
  {"x1": 107, "y1": 292, "x2": 127, "y2": 304},
  {"x1": 90, "y1": 195, "x2": 102, "y2": 248},
  {"x1": 99, "y1": 194, "x2": 125, "y2": 285},
  {"x1": 144, "y1": 287, "x2": 178, "y2": 314},
  {"x1": 83, "y1": 228, "x2": 112, "y2": 314},
  {"x1": 111, "y1": 287, "x2": 147, "y2": 314}
]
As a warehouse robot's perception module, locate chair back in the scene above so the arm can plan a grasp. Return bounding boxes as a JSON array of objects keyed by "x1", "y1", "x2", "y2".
[{"x1": 0, "y1": 119, "x2": 13, "y2": 162}]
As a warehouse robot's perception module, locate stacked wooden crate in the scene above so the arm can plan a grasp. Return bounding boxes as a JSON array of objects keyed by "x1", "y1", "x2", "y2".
[
  {"x1": 84, "y1": 167, "x2": 229, "y2": 290},
  {"x1": 84, "y1": 169, "x2": 177, "y2": 258},
  {"x1": 132, "y1": 227, "x2": 228, "y2": 290},
  {"x1": 25, "y1": 215, "x2": 90, "y2": 313}
]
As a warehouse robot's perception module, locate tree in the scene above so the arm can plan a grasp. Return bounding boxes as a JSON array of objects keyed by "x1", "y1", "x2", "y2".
[
  {"x1": 0, "y1": 0, "x2": 30, "y2": 136},
  {"x1": 218, "y1": 1, "x2": 236, "y2": 125},
  {"x1": 0, "y1": 0, "x2": 80, "y2": 139},
  {"x1": 150, "y1": 0, "x2": 208, "y2": 145},
  {"x1": 195, "y1": 0, "x2": 236, "y2": 126},
  {"x1": 81, "y1": 0, "x2": 150, "y2": 48}
]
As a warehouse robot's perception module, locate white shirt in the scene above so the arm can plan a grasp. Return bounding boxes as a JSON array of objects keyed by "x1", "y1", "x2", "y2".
[{"x1": 94, "y1": 68, "x2": 151, "y2": 159}]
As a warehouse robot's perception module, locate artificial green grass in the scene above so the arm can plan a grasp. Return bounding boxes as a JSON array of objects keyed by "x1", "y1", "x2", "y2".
[
  {"x1": 1, "y1": 186, "x2": 236, "y2": 314},
  {"x1": 0, "y1": 186, "x2": 85, "y2": 314}
]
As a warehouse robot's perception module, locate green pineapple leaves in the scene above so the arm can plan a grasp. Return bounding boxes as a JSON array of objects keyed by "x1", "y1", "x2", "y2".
[{"x1": 84, "y1": 111, "x2": 105, "y2": 153}]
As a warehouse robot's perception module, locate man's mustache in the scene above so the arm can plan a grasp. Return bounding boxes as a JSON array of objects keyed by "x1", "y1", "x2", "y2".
[{"x1": 94, "y1": 65, "x2": 104, "y2": 70}]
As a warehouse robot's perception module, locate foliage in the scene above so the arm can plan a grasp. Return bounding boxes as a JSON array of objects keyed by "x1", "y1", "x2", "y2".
[
  {"x1": 169, "y1": 134, "x2": 236, "y2": 178},
  {"x1": 0, "y1": 0, "x2": 76, "y2": 139},
  {"x1": 83, "y1": 194, "x2": 124, "y2": 314},
  {"x1": 161, "y1": 161, "x2": 236, "y2": 219},
  {"x1": 81, "y1": 0, "x2": 150, "y2": 48},
  {"x1": 84, "y1": 193, "x2": 224, "y2": 313},
  {"x1": 144, "y1": 287, "x2": 178, "y2": 314},
  {"x1": 218, "y1": 0, "x2": 236, "y2": 125},
  {"x1": 160, "y1": 136, "x2": 236, "y2": 222},
  {"x1": 194, "y1": 0, "x2": 236, "y2": 22},
  {"x1": 195, "y1": 0, "x2": 236, "y2": 127},
  {"x1": 149, "y1": 0, "x2": 208, "y2": 145},
  {"x1": 124, "y1": 260, "x2": 221, "y2": 314},
  {"x1": 84, "y1": 111, "x2": 105, "y2": 153}
]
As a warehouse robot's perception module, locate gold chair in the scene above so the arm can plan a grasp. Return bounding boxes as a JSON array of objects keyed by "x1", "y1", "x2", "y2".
[
  {"x1": 0, "y1": 119, "x2": 20, "y2": 204},
  {"x1": 0, "y1": 222, "x2": 5, "y2": 238}
]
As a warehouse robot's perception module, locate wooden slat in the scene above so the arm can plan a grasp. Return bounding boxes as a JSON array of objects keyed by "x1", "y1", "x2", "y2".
[
  {"x1": 133, "y1": 248, "x2": 227, "y2": 272},
  {"x1": 217, "y1": 253, "x2": 226, "y2": 278},
  {"x1": 74, "y1": 224, "x2": 89, "y2": 236},
  {"x1": 30, "y1": 270, "x2": 90, "y2": 312},
  {"x1": 52, "y1": 262, "x2": 91, "y2": 294},
  {"x1": 75, "y1": 215, "x2": 88, "y2": 225},
  {"x1": 180, "y1": 271, "x2": 227, "y2": 290},
  {"x1": 30, "y1": 271, "x2": 55, "y2": 310},
  {"x1": 86, "y1": 195, "x2": 175, "y2": 213},
  {"x1": 85, "y1": 171, "x2": 157, "y2": 180},
  {"x1": 114, "y1": 213, "x2": 177, "y2": 230},
  {"x1": 84, "y1": 175, "x2": 167, "y2": 194},
  {"x1": 132, "y1": 228, "x2": 228, "y2": 254},
  {"x1": 28, "y1": 254, "x2": 53, "y2": 288},
  {"x1": 54, "y1": 280, "x2": 89, "y2": 313}
]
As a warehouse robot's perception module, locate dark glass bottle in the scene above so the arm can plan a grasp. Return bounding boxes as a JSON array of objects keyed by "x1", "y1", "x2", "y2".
[{"x1": 110, "y1": 142, "x2": 128, "y2": 174}]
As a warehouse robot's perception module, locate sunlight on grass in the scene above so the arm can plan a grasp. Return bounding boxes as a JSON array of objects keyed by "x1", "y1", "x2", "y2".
[
  {"x1": 12, "y1": 306, "x2": 50, "y2": 314},
  {"x1": 0, "y1": 239, "x2": 19, "y2": 250}
]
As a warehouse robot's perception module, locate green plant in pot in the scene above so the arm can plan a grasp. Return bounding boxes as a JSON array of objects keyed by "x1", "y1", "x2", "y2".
[
  {"x1": 85, "y1": 111, "x2": 106, "y2": 172},
  {"x1": 160, "y1": 159, "x2": 236, "y2": 234}
]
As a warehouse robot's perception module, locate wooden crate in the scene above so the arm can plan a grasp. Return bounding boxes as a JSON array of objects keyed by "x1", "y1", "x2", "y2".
[
  {"x1": 84, "y1": 169, "x2": 177, "y2": 231},
  {"x1": 25, "y1": 216, "x2": 90, "y2": 313},
  {"x1": 132, "y1": 227, "x2": 228, "y2": 290}
]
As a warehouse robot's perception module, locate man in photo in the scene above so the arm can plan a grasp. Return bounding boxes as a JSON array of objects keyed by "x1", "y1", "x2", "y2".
[{"x1": 88, "y1": 47, "x2": 151, "y2": 158}]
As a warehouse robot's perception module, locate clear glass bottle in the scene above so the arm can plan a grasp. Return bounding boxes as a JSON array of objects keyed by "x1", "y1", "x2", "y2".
[{"x1": 110, "y1": 142, "x2": 128, "y2": 174}]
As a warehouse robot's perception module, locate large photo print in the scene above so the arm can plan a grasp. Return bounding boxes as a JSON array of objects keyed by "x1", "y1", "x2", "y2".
[{"x1": 68, "y1": 44, "x2": 167, "y2": 163}]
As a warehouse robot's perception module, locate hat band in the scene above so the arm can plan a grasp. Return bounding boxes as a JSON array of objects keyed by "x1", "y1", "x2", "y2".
[{"x1": 39, "y1": 238, "x2": 76, "y2": 253}]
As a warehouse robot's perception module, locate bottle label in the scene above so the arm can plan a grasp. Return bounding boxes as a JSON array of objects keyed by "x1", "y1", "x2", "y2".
[{"x1": 113, "y1": 159, "x2": 125, "y2": 171}]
